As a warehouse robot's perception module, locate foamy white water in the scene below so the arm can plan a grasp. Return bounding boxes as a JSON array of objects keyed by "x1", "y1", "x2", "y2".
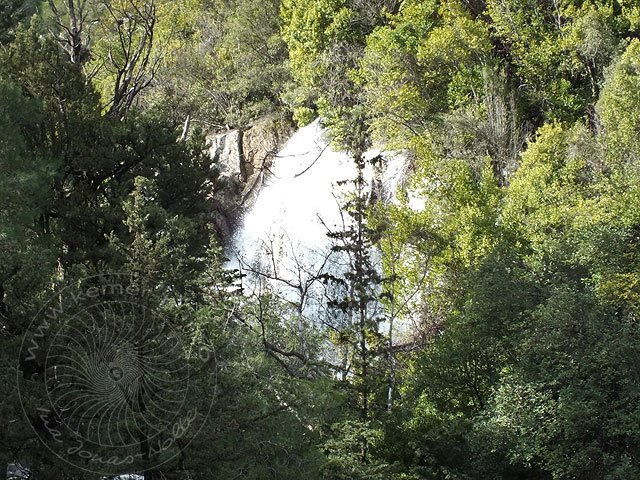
[{"x1": 228, "y1": 119, "x2": 407, "y2": 307}]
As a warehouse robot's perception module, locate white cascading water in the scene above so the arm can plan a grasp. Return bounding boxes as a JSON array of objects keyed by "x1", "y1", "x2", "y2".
[{"x1": 228, "y1": 119, "x2": 406, "y2": 314}]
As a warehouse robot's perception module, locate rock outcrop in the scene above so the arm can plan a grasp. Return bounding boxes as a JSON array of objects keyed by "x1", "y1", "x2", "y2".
[
  {"x1": 206, "y1": 114, "x2": 295, "y2": 243},
  {"x1": 208, "y1": 129, "x2": 244, "y2": 180}
]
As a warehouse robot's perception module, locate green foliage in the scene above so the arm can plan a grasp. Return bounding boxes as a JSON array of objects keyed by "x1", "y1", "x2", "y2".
[
  {"x1": 361, "y1": 0, "x2": 490, "y2": 145},
  {"x1": 486, "y1": 0, "x2": 626, "y2": 123},
  {"x1": 4, "y1": 0, "x2": 640, "y2": 478},
  {"x1": 598, "y1": 39, "x2": 640, "y2": 165},
  {"x1": 484, "y1": 110, "x2": 640, "y2": 478},
  {"x1": 281, "y1": 0, "x2": 394, "y2": 150},
  {"x1": 322, "y1": 420, "x2": 392, "y2": 479},
  {"x1": 149, "y1": 0, "x2": 291, "y2": 128},
  {"x1": 0, "y1": 0, "x2": 37, "y2": 43},
  {"x1": 366, "y1": 16, "x2": 640, "y2": 471}
]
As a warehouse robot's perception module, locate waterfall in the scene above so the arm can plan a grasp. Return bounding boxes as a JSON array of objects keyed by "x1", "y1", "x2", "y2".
[{"x1": 228, "y1": 119, "x2": 406, "y2": 310}]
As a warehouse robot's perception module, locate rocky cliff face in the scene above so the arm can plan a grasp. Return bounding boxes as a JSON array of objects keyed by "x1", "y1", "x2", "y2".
[{"x1": 206, "y1": 114, "x2": 296, "y2": 242}]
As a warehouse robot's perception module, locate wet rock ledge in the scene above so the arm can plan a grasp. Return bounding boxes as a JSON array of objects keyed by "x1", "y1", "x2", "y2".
[{"x1": 206, "y1": 114, "x2": 296, "y2": 243}]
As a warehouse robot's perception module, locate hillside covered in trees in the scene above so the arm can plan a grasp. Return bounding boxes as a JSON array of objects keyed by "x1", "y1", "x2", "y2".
[{"x1": 2, "y1": 0, "x2": 640, "y2": 479}]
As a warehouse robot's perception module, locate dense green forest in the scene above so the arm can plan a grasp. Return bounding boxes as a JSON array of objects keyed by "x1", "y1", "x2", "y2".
[{"x1": 2, "y1": 0, "x2": 640, "y2": 478}]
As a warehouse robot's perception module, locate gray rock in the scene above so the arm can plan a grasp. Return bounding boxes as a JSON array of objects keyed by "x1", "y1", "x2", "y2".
[
  {"x1": 207, "y1": 129, "x2": 244, "y2": 180},
  {"x1": 206, "y1": 114, "x2": 295, "y2": 244},
  {"x1": 6, "y1": 463, "x2": 29, "y2": 480}
]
